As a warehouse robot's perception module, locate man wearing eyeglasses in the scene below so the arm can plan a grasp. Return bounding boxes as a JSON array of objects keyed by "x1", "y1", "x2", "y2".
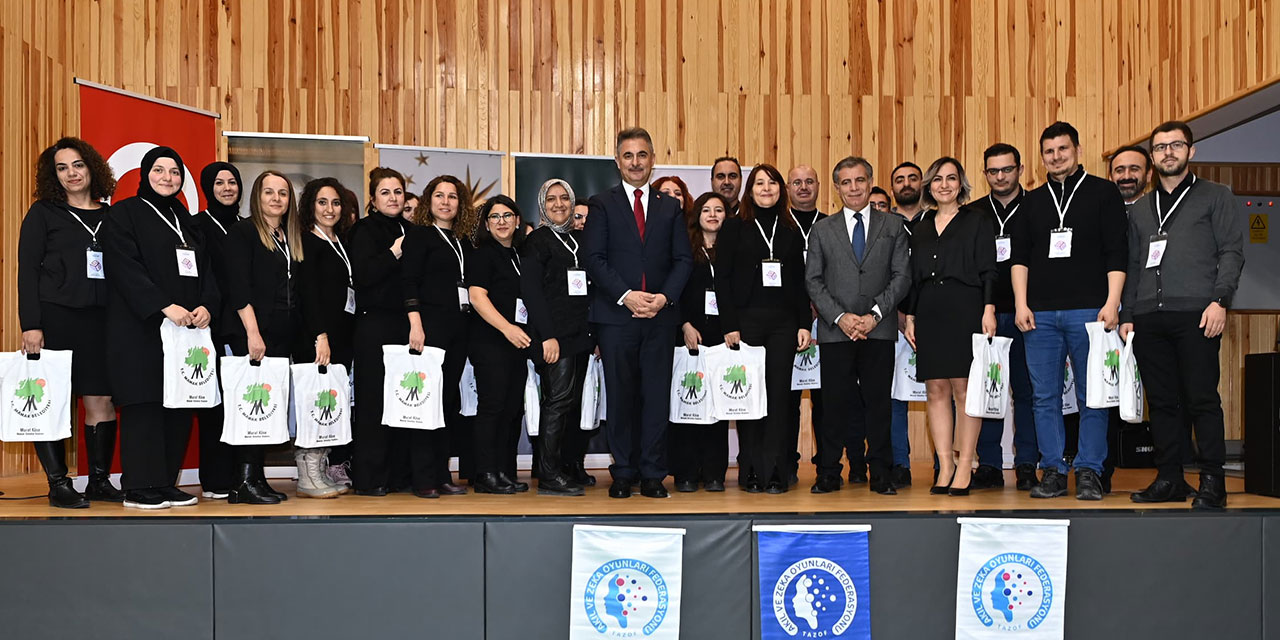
[
  {"x1": 972, "y1": 143, "x2": 1039, "y2": 492},
  {"x1": 571, "y1": 198, "x2": 590, "y2": 231},
  {"x1": 1120, "y1": 120, "x2": 1244, "y2": 511},
  {"x1": 868, "y1": 187, "x2": 891, "y2": 213}
]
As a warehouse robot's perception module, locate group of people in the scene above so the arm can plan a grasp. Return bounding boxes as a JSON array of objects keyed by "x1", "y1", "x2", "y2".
[{"x1": 16, "y1": 117, "x2": 1244, "y2": 511}]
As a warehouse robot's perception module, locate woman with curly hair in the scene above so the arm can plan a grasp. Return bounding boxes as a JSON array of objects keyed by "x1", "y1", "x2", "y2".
[{"x1": 18, "y1": 137, "x2": 120, "y2": 508}]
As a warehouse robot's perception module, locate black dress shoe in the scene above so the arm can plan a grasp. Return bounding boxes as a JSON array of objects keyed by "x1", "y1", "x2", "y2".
[
  {"x1": 1029, "y1": 469, "x2": 1068, "y2": 498},
  {"x1": 353, "y1": 486, "x2": 387, "y2": 497},
  {"x1": 703, "y1": 479, "x2": 725, "y2": 492},
  {"x1": 745, "y1": 481, "x2": 764, "y2": 494},
  {"x1": 538, "y1": 475, "x2": 585, "y2": 496},
  {"x1": 890, "y1": 465, "x2": 912, "y2": 488},
  {"x1": 438, "y1": 482, "x2": 468, "y2": 496},
  {"x1": 1131, "y1": 478, "x2": 1191, "y2": 503},
  {"x1": 498, "y1": 472, "x2": 529, "y2": 493},
  {"x1": 970, "y1": 465, "x2": 1005, "y2": 489},
  {"x1": 1014, "y1": 465, "x2": 1038, "y2": 491},
  {"x1": 848, "y1": 470, "x2": 868, "y2": 484},
  {"x1": 473, "y1": 473, "x2": 516, "y2": 495},
  {"x1": 564, "y1": 462, "x2": 597, "y2": 487},
  {"x1": 870, "y1": 479, "x2": 897, "y2": 495},
  {"x1": 413, "y1": 487, "x2": 440, "y2": 499},
  {"x1": 674, "y1": 480, "x2": 698, "y2": 493},
  {"x1": 1191, "y1": 474, "x2": 1227, "y2": 511},
  {"x1": 810, "y1": 475, "x2": 841, "y2": 494},
  {"x1": 608, "y1": 480, "x2": 632, "y2": 499},
  {"x1": 1075, "y1": 469, "x2": 1104, "y2": 501},
  {"x1": 765, "y1": 480, "x2": 787, "y2": 494},
  {"x1": 640, "y1": 479, "x2": 669, "y2": 498}
]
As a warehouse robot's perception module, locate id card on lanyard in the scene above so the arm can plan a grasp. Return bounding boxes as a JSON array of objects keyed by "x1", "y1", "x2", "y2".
[
  {"x1": 756, "y1": 217, "x2": 783, "y2": 287},
  {"x1": 1046, "y1": 171, "x2": 1085, "y2": 259},
  {"x1": 989, "y1": 195, "x2": 1018, "y2": 263},
  {"x1": 1148, "y1": 176, "x2": 1196, "y2": 269},
  {"x1": 552, "y1": 229, "x2": 588, "y2": 296},
  {"x1": 65, "y1": 207, "x2": 107, "y2": 279},
  {"x1": 143, "y1": 199, "x2": 200, "y2": 277},
  {"x1": 704, "y1": 250, "x2": 719, "y2": 315},
  {"x1": 314, "y1": 228, "x2": 355, "y2": 313},
  {"x1": 510, "y1": 255, "x2": 528, "y2": 324},
  {"x1": 436, "y1": 226, "x2": 471, "y2": 311}
]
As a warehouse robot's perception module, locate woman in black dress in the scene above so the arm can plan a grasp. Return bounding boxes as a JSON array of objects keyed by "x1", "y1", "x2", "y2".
[
  {"x1": 670, "y1": 192, "x2": 730, "y2": 493},
  {"x1": 102, "y1": 146, "x2": 219, "y2": 509},
  {"x1": 467, "y1": 195, "x2": 531, "y2": 494},
  {"x1": 191, "y1": 161, "x2": 242, "y2": 500},
  {"x1": 17, "y1": 137, "x2": 121, "y2": 508},
  {"x1": 403, "y1": 174, "x2": 475, "y2": 496},
  {"x1": 715, "y1": 164, "x2": 812, "y2": 494},
  {"x1": 904, "y1": 157, "x2": 997, "y2": 495}
]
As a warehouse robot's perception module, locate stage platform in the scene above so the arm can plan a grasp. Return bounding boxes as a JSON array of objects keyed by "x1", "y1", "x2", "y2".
[{"x1": 2, "y1": 467, "x2": 1278, "y2": 639}]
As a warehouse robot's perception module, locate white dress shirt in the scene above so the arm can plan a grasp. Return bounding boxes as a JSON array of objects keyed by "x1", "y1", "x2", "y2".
[
  {"x1": 618, "y1": 182, "x2": 653, "y2": 305},
  {"x1": 834, "y1": 203, "x2": 881, "y2": 324}
]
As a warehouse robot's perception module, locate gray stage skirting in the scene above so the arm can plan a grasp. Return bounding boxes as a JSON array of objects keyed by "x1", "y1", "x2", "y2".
[{"x1": 0, "y1": 511, "x2": 1276, "y2": 639}]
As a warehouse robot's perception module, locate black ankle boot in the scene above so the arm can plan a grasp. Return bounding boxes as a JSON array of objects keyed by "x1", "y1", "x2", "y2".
[
  {"x1": 83, "y1": 421, "x2": 125, "y2": 502},
  {"x1": 228, "y1": 463, "x2": 280, "y2": 505},
  {"x1": 34, "y1": 440, "x2": 89, "y2": 509},
  {"x1": 247, "y1": 456, "x2": 287, "y2": 501}
]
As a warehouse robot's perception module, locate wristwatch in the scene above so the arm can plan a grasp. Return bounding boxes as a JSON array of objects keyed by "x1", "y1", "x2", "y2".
[
  {"x1": 1214, "y1": 297, "x2": 1229, "y2": 310},
  {"x1": 870, "y1": 308, "x2": 882, "y2": 323}
]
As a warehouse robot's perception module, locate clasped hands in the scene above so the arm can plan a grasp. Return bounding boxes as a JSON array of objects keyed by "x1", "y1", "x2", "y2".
[
  {"x1": 624, "y1": 291, "x2": 667, "y2": 318},
  {"x1": 837, "y1": 313, "x2": 878, "y2": 341}
]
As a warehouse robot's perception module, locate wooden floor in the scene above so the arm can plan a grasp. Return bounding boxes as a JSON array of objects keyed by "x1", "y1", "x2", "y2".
[{"x1": 0, "y1": 467, "x2": 1275, "y2": 519}]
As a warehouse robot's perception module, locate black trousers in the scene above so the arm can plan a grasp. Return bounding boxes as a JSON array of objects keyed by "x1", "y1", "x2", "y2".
[
  {"x1": 1132, "y1": 310, "x2": 1226, "y2": 477},
  {"x1": 787, "y1": 387, "x2": 823, "y2": 479},
  {"x1": 119, "y1": 403, "x2": 193, "y2": 490},
  {"x1": 196, "y1": 340, "x2": 235, "y2": 491},
  {"x1": 351, "y1": 311, "x2": 440, "y2": 491},
  {"x1": 434, "y1": 337, "x2": 470, "y2": 485},
  {"x1": 736, "y1": 310, "x2": 799, "y2": 484},
  {"x1": 597, "y1": 321, "x2": 676, "y2": 481},
  {"x1": 535, "y1": 351, "x2": 589, "y2": 480},
  {"x1": 471, "y1": 340, "x2": 527, "y2": 477},
  {"x1": 816, "y1": 339, "x2": 894, "y2": 479}
]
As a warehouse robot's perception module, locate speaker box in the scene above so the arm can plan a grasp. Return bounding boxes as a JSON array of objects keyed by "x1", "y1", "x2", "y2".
[
  {"x1": 1244, "y1": 352, "x2": 1280, "y2": 497},
  {"x1": 1116, "y1": 422, "x2": 1156, "y2": 468}
]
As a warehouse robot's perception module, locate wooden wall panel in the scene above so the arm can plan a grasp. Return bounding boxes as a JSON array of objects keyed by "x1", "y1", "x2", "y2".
[{"x1": 3, "y1": 0, "x2": 1280, "y2": 474}]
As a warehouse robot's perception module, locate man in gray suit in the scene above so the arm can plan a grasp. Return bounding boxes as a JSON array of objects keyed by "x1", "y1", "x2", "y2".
[{"x1": 805, "y1": 156, "x2": 912, "y2": 494}]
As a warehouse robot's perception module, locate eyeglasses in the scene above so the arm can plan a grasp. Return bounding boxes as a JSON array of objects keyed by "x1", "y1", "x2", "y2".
[
  {"x1": 1151, "y1": 140, "x2": 1189, "y2": 154},
  {"x1": 487, "y1": 212, "x2": 517, "y2": 221},
  {"x1": 870, "y1": 201, "x2": 891, "y2": 211},
  {"x1": 789, "y1": 179, "x2": 817, "y2": 187},
  {"x1": 984, "y1": 166, "x2": 1018, "y2": 176},
  {"x1": 572, "y1": 213, "x2": 587, "y2": 220}
]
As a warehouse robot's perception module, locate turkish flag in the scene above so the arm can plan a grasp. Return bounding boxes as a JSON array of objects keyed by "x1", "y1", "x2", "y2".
[{"x1": 77, "y1": 82, "x2": 219, "y2": 478}]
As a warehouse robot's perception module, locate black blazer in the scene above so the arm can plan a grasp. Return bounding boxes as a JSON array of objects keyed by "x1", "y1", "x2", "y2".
[
  {"x1": 223, "y1": 220, "x2": 297, "y2": 338},
  {"x1": 296, "y1": 230, "x2": 355, "y2": 366},
  {"x1": 520, "y1": 226, "x2": 592, "y2": 352},
  {"x1": 582, "y1": 184, "x2": 693, "y2": 326},
  {"x1": 678, "y1": 256, "x2": 723, "y2": 346},
  {"x1": 714, "y1": 211, "x2": 811, "y2": 334},
  {"x1": 17, "y1": 200, "x2": 110, "y2": 330},
  {"x1": 401, "y1": 223, "x2": 472, "y2": 348},
  {"x1": 348, "y1": 211, "x2": 407, "y2": 314},
  {"x1": 191, "y1": 208, "x2": 241, "y2": 339}
]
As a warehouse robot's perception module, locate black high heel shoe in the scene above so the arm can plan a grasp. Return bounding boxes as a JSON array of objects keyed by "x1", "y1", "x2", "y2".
[
  {"x1": 931, "y1": 468, "x2": 955, "y2": 495},
  {"x1": 949, "y1": 469, "x2": 973, "y2": 496}
]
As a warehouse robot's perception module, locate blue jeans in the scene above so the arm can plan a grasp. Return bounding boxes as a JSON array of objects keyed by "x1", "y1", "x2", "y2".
[
  {"x1": 890, "y1": 399, "x2": 910, "y2": 467},
  {"x1": 1023, "y1": 308, "x2": 1108, "y2": 474},
  {"x1": 977, "y1": 313, "x2": 1039, "y2": 467}
]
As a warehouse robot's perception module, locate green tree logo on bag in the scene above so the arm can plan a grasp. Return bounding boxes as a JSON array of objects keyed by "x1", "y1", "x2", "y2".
[
  {"x1": 243, "y1": 383, "x2": 272, "y2": 416},
  {"x1": 314, "y1": 389, "x2": 340, "y2": 423},
  {"x1": 1103, "y1": 349, "x2": 1121, "y2": 385},
  {"x1": 907, "y1": 349, "x2": 919, "y2": 383},
  {"x1": 180, "y1": 346, "x2": 215, "y2": 386},
  {"x1": 985, "y1": 362, "x2": 1005, "y2": 413},
  {"x1": 678, "y1": 370, "x2": 707, "y2": 408},
  {"x1": 797, "y1": 344, "x2": 818, "y2": 368},
  {"x1": 12, "y1": 377, "x2": 51, "y2": 418},
  {"x1": 396, "y1": 370, "x2": 429, "y2": 407},
  {"x1": 720, "y1": 364, "x2": 751, "y2": 400}
]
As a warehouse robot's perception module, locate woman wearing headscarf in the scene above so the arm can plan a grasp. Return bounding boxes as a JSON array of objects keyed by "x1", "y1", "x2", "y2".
[
  {"x1": 402, "y1": 174, "x2": 475, "y2": 496},
  {"x1": 102, "y1": 146, "x2": 219, "y2": 509},
  {"x1": 519, "y1": 179, "x2": 594, "y2": 495},
  {"x1": 18, "y1": 137, "x2": 120, "y2": 508},
  {"x1": 189, "y1": 161, "x2": 242, "y2": 500}
]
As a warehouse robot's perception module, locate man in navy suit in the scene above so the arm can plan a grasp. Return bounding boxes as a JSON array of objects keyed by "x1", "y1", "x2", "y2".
[{"x1": 583, "y1": 127, "x2": 693, "y2": 498}]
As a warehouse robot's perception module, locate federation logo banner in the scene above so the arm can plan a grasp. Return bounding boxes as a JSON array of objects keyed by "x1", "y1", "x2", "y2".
[
  {"x1": 755, "y1": 524, "x2": 871, "y2": 640},
  {"x1": 956, "y1": 518, "x2": 1070, "y2": 639},
  {"x1": 570, "y1": 525, "x2": 685, "y2": 639}
]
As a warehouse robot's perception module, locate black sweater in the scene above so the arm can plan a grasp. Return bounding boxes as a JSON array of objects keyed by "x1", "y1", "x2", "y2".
[
  {"x1": 348, "y1": 211, "x2": 408, "y2": 314},
  {"x1": 679, "y1": 253, "x2": 724, "y2": 346},
  {"x1": 18, "y1": 200, "x2": 110, "y2": 329},
  {"x1": 1010, "y1": 167, "x2": 1128, "y2": 311},
  {"x1": 297, "y1": 230, "x2": 356, "y2": 366},
  {"x1": 520, "y1": 227, "x2": 592, "y2": 353},
  {"x1": 713, "y1": 207, "x2": 811, "y2": 333},
  {"x1": 401, "y1": 224, "x2": 472, "y2": 348}
]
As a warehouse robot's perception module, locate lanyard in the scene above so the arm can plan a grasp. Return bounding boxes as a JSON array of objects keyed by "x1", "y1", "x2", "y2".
[
  {"x1": 313, "y1": 228, "x2": 352, "y2": 284},
  {"x1": 509, "y1": 251, "x2": 522, "y2": 277},
  {"x1": 141, "y1": 199, "x2": 187, "y2": 245},
  {"x1": 201, "y1": 209, "x2": 228, "y2": 235},
  {"x1": 270, "y1": 228, "x2": 292, "y2": 280},
  {"x1": 551, "y1": 230, "x2": 580, "y2": 269},
  {"x1": 435, "y1": 226, "x2": 466, "y2": 280},
  {"x1": 1046, "y1": 170, "x2": 1087, "y2": 229},
  {"x1": 63, "y1": 207, "x2": 102, "y2": 243},
  {"x1": 793, "y1": 210, "x2": 816, "y2": 249},
  {"x1": 754, "y1": 216, "x2": 778, "y2": 260},
  {"x1": 987, "y1": 195, "x2": 1020, "y2": 236},
  {"x1": 1154, "y1": 175, "x2": 1196, "y2": 234},
  {"x1": 703, "y1": 247, "x2": 715, "y2": 280}
]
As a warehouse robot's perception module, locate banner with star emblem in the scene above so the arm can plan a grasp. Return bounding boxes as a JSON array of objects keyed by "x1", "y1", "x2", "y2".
[
  {"x1": 376, "y1": 144, "x2": 503, "y2": 206},
  {"x1": 225, "y1": 131, "x2": 369, "y2": 215}
]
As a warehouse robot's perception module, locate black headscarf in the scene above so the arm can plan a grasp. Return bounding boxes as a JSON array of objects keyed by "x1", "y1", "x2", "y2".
[
  {"x1": 199, "y1": 161, "x2": 243, "y2": 227},
  {"x1": 136, "y1": 146, "x2": 186, "y2": 212}
]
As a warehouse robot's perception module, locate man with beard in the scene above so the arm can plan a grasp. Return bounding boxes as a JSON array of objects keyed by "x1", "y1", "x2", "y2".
[
  {"x1": 972, "y1": 144, "x2": 1039, "y2": 491},
  {"x1": 1121, "y1": 121, "x2": 1244, "y2": 510},
  {"x1": 1109, "y1": 146, "x2": 1152, "y2": 207},
  {"x1": 786, "y1": 165, "x2": 826, "y2": 485},
  {"x1": 711, "y1": 157, "x2": 743, "y2": 217},
  {"x1": 890, "y1": 162, "x2": 925, "y2": 224},
  {"x1": 880, "y1": 161, "x2": 925, "y2": 487}
]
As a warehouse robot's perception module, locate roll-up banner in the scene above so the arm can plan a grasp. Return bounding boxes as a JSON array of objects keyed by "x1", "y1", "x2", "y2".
[{"x1": 225, "y1": 131, "x2": 369, "y2": 217}]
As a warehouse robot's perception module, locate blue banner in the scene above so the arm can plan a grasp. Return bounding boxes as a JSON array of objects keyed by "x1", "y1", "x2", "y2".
[{"x1": 756, "y1": 525, "x2": 872, "y2": 640}]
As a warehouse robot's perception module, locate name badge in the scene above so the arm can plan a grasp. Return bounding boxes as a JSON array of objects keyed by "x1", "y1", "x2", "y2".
[
  {"x1": 86, "y1": 248, "x2": 105, "y2": 280},
  {"x1": 704, "y1": 290, "x2": 719, "y2": 316},
  {"x1": 1146, "y1": 234, "x2": 1168, "y2": 269},
  {"x1": 995, "y1": 236, "x2": 1012, "y2": 263},
  {"x1": 761, "y1": 260, "x2": 783, "y2": 287},
  {"x1": 344, "y1": 287, "x2": 357, "y2": 314},
  {"x1": 515, "y1": 297, "x2": 528, "y2": 324},
  {"x1": 457, "y1": 286, "x2": 471, "y2": 311},
  {"x1": 1048, "y1": 228, "x2": 1072, "y2": 259},
  {"x1": 567, "y1": 269, "x2": 588, "y2": 296},
  {"x1": 176, "y1": 246, "x2": 199, "y2": 278}
]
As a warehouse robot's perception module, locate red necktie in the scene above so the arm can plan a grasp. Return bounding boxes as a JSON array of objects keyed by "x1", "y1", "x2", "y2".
[{"x1": 633, "y1": 188, "x2": 646, "y2": 290}]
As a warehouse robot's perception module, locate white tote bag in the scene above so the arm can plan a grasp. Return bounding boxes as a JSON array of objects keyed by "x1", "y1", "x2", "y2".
[
  {"x1": 0, "y1": 350, "x2": 73, "y2": 442},
  {"x1": 890, "y1": 330, "x2": 928, "y2": 401},
  {"x1": 596, "y1": 357, "x2": 608, "y2": 422},
  {"x1": 1118, "y1": 331, "x2": 1145, "y2": 423},
  {"x1": 523, "y1": 360, "x2": 541, "y2": 436},
  {"x1": 1084, "y1": 321, "x2": 1123, "y2": 409},
  {"x1": 579, "y1": 354, "x2": 603, "y2": 431},
  {"x1": 790, "y1": 319, "x2": 821, "y2": 391},
  {"x1": 964, "y1": 334, "x2": 1013, "y2": 419},
  {"x1": 160, "y1": 318, "x2": 221, "y2": 408},
  {"x1": 291, "y1": 363, "x2": 353, "y2": 448},
  {"x1": 381, "y1": 345, "x2": 446, "y2": 430},
  {"x1": 220, "y1": 356, "x2": 291, "y2": 445},
  {"x1": 704, "y1": 343, "x2": 768, "y2": 420},
  {"x1": 669, "y1": 347, "x2": 717, "y2": 424},
  {"x1": 1061, "y1": 357, "x2": 1079, "y2": 415},
  {"x1": 459, "y1": 358, "x2": 479, "y2": 417}
]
